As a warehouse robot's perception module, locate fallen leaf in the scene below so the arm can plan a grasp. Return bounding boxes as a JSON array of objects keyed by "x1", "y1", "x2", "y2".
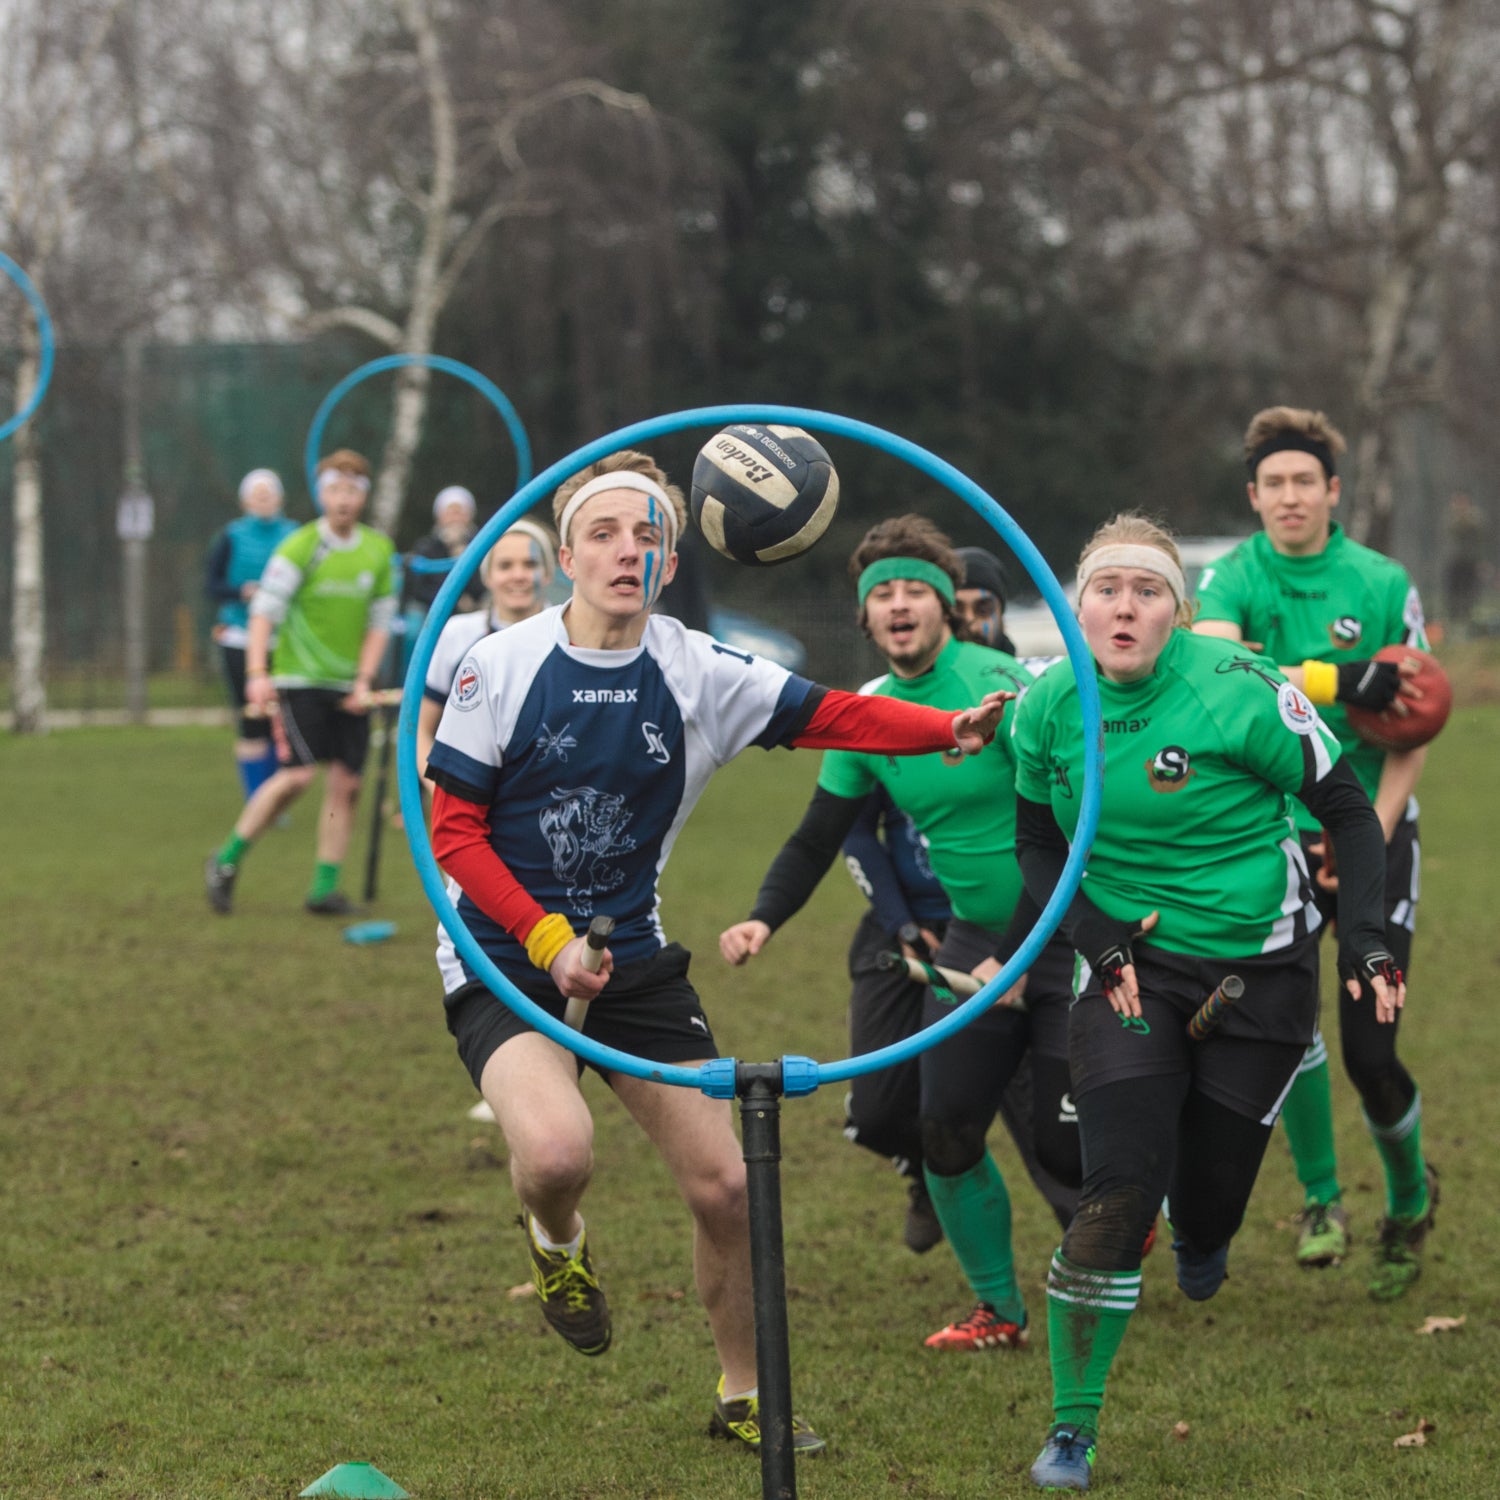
[
  {"x1": 1394, "y1": 1417, "x2": 1436, "y2": 1449},
  {"x1": 1171, "y1": 1422, "x2": 1190, "y2": 1441},
  {"x1": 638, "y1": 1288, "x2": 686, "y2": 1302},
  {"x1": 506, "y1": 1282, "x2": 535, "y2": 1300},
  {"x1": 1416, "y1": 1315, "x2": 1466, "y2": 1335}
]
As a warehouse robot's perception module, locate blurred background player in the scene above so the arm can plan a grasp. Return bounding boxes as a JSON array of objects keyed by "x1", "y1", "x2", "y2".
[
  {"x1": 1013, "y1": 514, "x2": 1401, "y2": 1491},
  {"x1": 1194, "y1": 407, "x2": 1437, "y2": 1298},
  {"x1": 203, "y1": 468, "x2": 297, "y2": 800},
  {"x1": 203, "y1": 449, "x2": 395, "y2": 917},
  {"x1": 399, "y1": 484, "x2": 482, "y2": 676},
  {"x1": 721, "y1": 517, "x2": 1080, "y2": 1354},
  {"x1": 424, "y1": 452, "x2": 1008, "y2": 1453},
  {"x1": 953, "y1": 544, "x2": 1016, "y2": 652}
]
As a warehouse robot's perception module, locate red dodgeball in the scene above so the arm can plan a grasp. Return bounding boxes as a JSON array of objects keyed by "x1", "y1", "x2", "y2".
[{"x1": 1344, "y1": 645, "x2": 1452, "y2": 751}]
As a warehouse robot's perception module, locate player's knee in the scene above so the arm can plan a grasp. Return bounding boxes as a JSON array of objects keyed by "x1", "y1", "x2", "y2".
[
  {"x1": 920, "y1": 1115, "x2": 987, "y2": 1178},
  {"x1": 514, "y1": 1134, "x2": 594, "y2": 1198},
  {"x1": 1061, "y1": 1186, "x2": 1157, "y2": 1271},
  {"x1": 683, "y1": 1156, "x2": 748, "y2": 1231},
  {"x1": 281, "y1": 764, "x2": 316, "y2": 793}
]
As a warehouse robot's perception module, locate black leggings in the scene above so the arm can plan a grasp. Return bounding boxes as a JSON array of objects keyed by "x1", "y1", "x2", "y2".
[{"x1": 1061, "y1": 1073, "x2": 1285, "y2": 1273}]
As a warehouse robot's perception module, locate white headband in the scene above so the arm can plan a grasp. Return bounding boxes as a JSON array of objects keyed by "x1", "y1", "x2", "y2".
[
  {"x1": 317, "y1": 468, "x2": 371, "y2": 497},
  {"x1": 1077, "y1": 544, "x2": 1186, "y2": 606},
  {"x1": 433, "y1": 484, "x2": 476, "y2": 521},
  {"x1": 558, "y1": 471, "x2": 677, "y2": 550},
  {"x1": 493, "y1": 517, "x2": 557, "y2": 582},
  {"x1": 238, "y1": 468, "x2": 283, "y2": 503}
]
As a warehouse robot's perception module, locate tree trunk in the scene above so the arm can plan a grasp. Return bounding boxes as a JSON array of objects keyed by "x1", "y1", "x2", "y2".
[
  {"x1": 10, "y1": 330, "x2": 46, "y2": 734},
  {"x1": 372, "y1": 360, "x2": 434, "y2": 535}
]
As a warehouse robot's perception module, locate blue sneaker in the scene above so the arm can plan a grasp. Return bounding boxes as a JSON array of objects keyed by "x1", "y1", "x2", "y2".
[
  {"x1": 1173, "y1": 1237, "x2": 1229, "y2": 1301},
  {"x1": 1030, "y1": 1424, "x2": 1096, "y2": 1490}
]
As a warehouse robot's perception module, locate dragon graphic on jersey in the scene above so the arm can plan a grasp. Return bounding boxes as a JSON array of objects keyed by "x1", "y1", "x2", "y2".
[{"x1": 540, "y1": 787, "x2": 638, "y2": 913}]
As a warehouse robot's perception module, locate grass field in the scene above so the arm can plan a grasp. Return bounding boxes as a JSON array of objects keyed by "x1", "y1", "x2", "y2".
[{"x1": 2, "y1": 709, "x2": 1497, "y2": 1498}]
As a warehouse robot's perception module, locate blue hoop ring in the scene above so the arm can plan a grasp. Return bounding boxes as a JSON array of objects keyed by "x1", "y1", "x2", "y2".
[
  {"x1": 400, "y1": 405, "x2": 1103, "y2": 1095},
  {"x1": 303, "y1": 354, "x2": 533, "y2": 510},
  {"x1": 0, "y1": 252, "x2": 56, "y2": 444}
]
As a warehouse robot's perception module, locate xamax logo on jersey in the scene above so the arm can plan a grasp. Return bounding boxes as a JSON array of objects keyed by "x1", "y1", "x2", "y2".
[
  {"x1": 1146, "y1": 745, "x2": 1195, "y2": 794},
  {"x1": 1329, "y1": 615, "x2": 1364, "y2": 647}
]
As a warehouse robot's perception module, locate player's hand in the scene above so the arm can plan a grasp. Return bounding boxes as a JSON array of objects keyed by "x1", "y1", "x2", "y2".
[
  {"x1": 1339, "y1": 948, "x2": 1405, "y2": 1023},
  {"x1": 340, "y1": 679, "x2": 374, "y2": 714},
  {"x1": 969, "y1": 956, "x2": 1028, "y2": 1009},
  {"x1": 720, "y1": 920, "x2": 771, "y2": 966},
  {"x1": 1334, "y1": 659, "x2": 1403, "y2": 712},
  {"x1": 1091, "y1": 910, "x2": 1159, "y2": 1019},
  {"x1": 951, "y1": 690, "x2": 1015, "y2": 754},
  {"x1": 550, "y1": 936, "x2": 613, "y2": 1000},
  {"x1": 245, "y1": 673, "x2": 277, "y2": 715},
  {"x1": 897, "y1": 923, "x2": 941, "y2": 962},
  {"x1": 240, "y1": 581, "x2": 259, "y2": 601},
  {"x1": 1308, "y1": 833, "x2": 1339, "y2": 892}
]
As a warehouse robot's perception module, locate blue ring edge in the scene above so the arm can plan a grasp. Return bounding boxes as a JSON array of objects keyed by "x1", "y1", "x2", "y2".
[
  {"x1": 302, "y1": 353, "x2": 533, "y2": 515},
  {"x1": 398, "y1": 403, "x2": 1103, "y2": 1093},
  {"x1": 0, "y1": 251, "x2": 57, "y2": 444}
]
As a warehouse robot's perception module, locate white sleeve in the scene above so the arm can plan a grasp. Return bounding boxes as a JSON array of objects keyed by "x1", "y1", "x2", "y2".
[{"x1": 249, "y1": 553, "x2": 302, "y2": 625}]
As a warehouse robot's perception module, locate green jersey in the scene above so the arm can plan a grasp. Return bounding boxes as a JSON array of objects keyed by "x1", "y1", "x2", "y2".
[
  {"x1": 256, "y1": 520, "x2": 396, "y2": 689},
  {"x1": 1195, "y1": 524, "x2": 1426, "y2": 826},
  {"x1": 1011, "y1": 630, "x2": 1344, "y2": 958},
  {"x1": 818, "y1": 637, "x2": 1031, "y2": 930}
]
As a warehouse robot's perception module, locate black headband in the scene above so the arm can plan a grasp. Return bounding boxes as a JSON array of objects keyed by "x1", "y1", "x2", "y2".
[{"x1": 1246, "y1": 433, "x2": 1336, "y2": 481}]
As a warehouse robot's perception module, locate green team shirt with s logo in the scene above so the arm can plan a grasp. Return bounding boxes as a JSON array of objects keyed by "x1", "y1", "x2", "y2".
[
  {"x1": 1194, "y1": 525, "x2": 1426, "y2": 826},
  {"x1": 817, "y1": 637, "x2": 1032, "y2": 931},
  {"x1": 1011, "y1": 630, "x2": 1343, "y2": 958}
]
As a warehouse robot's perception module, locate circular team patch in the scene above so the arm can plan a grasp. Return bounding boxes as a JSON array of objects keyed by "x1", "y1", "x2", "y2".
[
  {"x1": 1277, "y1": 680, "x2": 1319, "y2": 735},
  {"x1": 452, "y1": 656, "x2": 483, "y2": 711}
]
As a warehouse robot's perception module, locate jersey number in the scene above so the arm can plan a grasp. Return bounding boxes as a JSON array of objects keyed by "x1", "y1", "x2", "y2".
[{"x1": 711, "y1": 643, "x2": 754, "y2": 665}]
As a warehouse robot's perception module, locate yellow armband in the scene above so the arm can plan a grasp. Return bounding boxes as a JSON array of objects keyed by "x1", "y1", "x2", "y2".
[
  {"x1": 524, "y1": 912, "x2": 576, "y2": 973},
  {"x1": 1301, "y1": 659, "x2": 1339, "y2": 706}
]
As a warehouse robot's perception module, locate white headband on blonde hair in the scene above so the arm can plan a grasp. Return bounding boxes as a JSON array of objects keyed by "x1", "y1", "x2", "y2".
[
  {"x1": 317, "y1": 468, "x2": 371, "y2": 497},
  {"x1": 238, "y1": 468, "x2": 283, "y2": 503},
  {"x1": 1077, "y1": 544, "x2": 1186, "y2": 606},
  {"x1": 559, "y1": 471, "x2": 677, "y2": 550},
  {"x1": 494, "y1": 517, "x2": 557, "y2": 582}
]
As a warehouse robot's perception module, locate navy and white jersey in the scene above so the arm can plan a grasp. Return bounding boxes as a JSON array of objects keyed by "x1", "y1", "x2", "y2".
[
  {"x1": 425, "y1": 607, "x2": 505, "y2": 702},
  {"x1": 428, "y1": 605, "x2": 817, "y2": 989}
]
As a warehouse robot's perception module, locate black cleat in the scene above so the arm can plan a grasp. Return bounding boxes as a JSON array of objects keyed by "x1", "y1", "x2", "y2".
[
  {"x1": 522, "y1": 1213, "x2": 612, "y2": 1355},
  {"x1": 710, "y1": 1376, "x2": 826, "y2": 1454},
  {"x1": 204, "y1": 856, "x2": 238, "y2": 914},
  {"x1": 1369, "y1": 1163, "x2": 1440, "y2": 1302},
  {"x1": 304, "y1": 890, "x2": 356, "y2": 916},
  {"x1": 904, "y1": 1178, "x2": 944, "y2": 1254}
]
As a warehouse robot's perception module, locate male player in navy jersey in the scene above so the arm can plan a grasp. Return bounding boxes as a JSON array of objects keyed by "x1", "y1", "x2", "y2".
[{"x1": 424, "y1": 450, "x2": 1009, "y2": 1454}]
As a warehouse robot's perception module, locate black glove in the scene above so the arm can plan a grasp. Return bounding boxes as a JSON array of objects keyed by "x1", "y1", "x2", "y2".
[
  {"x1": 1336, "y1": 660, "x2": 1402, "y2": 711},
  {"x1": 1338, "y1": 947, "x2": 1403, "y2": 994},
  {"x1": 1091, "y1": 940, "x2": 1135, "y2": 996}
]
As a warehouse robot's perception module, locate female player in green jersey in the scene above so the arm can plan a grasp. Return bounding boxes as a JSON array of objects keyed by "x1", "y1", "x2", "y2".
[{"x1": 1013, "y1": 514, "x2": 1402, "y2": 1492}]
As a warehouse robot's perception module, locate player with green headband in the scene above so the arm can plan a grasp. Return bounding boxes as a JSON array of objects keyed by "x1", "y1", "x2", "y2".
[
  {"x1": 1194, "y1": 406, "x2": 1436, "y2": 1299},
  {"x1": 722, "y1": 514, "x2": 1081, "y2": 1355}
]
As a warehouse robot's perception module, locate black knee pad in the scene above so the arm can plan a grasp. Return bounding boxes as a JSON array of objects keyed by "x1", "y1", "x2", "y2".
[
  {"x1": 920, "y1": 1115, "x2": 988, "y2": 1178},
  {"x1": 1061, "y1": 1186, "x2": 1158, "y2": 1272}
]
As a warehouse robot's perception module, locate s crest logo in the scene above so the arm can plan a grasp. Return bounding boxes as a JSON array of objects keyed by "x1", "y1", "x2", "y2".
[
  {"x1": 1146, "y1": 744, "x2": 1194, "y2": 794},
  {"x1": 641, "y1": 721, "x2": 671, "y2": 765},
  {"x1": 1329, "y1": 615, "x2": 1363, "y2": 647}
]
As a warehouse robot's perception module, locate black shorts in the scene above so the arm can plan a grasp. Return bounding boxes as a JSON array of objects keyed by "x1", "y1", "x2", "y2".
[
  {"x1": 1068, "y1": 938, "x2": 1317, "y2": 1122},
  {"x1": 445, "y1": 943, "x2": 718, "y2": 1088},
  {"x1": 277, "y1": 687, "x2": 371, "y2": 771},
  {"x1": 931, "y1": 916, "x2": 1073, "y2": 1060},
  {"x1": 218, "y1": 644, "x2": 271, "y2": 742}
]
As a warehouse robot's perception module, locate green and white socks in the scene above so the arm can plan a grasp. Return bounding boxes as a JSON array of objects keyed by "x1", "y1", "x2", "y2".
[{"x1": 1046, "y1": 1252, "x2": 1141, "y2": 1436}]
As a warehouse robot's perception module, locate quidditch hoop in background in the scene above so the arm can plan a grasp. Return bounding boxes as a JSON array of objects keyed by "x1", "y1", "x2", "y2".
[
  {"x1": 400, "y1": 405, "x2": 1104, "y2": 1094},
  {"x1": 0, "y1": 252, "x2": 56, "y2": 443},
  {"x1": 302, "y1": 353, "x2": 533, "y2": 513}
]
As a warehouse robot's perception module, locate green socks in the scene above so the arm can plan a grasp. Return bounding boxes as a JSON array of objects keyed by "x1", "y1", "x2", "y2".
[
  {"x1": 308, "y1": 862, "x2": 342, "y2": 901},
  {"x1": 1046, "y1": 1252, "x2": 1140, "y2": 1434},
  {"x1": 924, "y1": 1153, "x2": 1023, "y2": 1324},
  {"x1": 216, "y1": 832, "x2": 251, "y2": 868},
  {"x1": 1366, "y1": 1092, "x2": 1428, "y2": 1220},
  {"x1": 1280, "y1": 1036, "x2": 1341, "y2": 1206}
]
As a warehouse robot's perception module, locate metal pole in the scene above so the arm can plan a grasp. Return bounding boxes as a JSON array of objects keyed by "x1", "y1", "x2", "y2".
[
  {"x1": 736, "y1": 1063, "x2": 796, "y2": 1500},
  {"x1": 122, "y1": 335, "x2": 148, "y2": 724}
]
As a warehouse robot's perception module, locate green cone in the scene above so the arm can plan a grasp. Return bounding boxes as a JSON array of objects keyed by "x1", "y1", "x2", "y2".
[{"x1": 300, "y1": 1462, "x2": 410, "y2": 1499}]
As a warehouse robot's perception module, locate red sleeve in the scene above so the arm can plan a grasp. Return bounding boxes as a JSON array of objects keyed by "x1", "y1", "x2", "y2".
[
  {"x1": 791, "y1": 688, "x2": 964, "y2": 754},
  {"x1": 431, "y1": 787, "x2": 548, "y2": 941}
]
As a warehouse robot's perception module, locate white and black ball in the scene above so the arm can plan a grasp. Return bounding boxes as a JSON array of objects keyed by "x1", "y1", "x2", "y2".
[{"x1": 691, "y1": 424, "x2": 840, "y2": 566}]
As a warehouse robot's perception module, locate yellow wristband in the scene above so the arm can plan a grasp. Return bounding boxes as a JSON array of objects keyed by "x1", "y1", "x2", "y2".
[
  {"x1": 1301, "y1": 660, "x2": 1338, "y2": 706},
  {"x1": 524, "y1": 912, "x2": 576, "y2": 973}
]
